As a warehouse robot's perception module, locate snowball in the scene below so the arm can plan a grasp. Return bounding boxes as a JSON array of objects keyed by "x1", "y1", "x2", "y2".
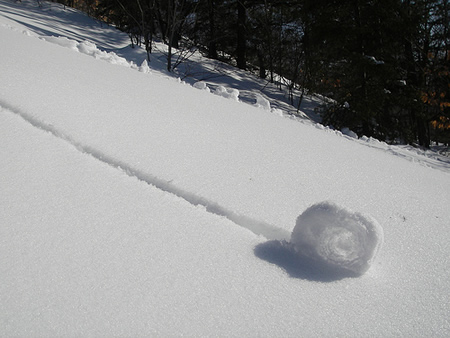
[
  {"x1": 215, "y1": 85, "x2": 226, "y2": 96},
  {"x1": 290, "y1": 201, "x2": 383, "y2": 276},
  {"x1": 254, "y1": 93, "x2": 270, "y2": 110}
]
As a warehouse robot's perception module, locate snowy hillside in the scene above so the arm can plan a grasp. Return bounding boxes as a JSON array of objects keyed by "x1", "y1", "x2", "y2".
[{"x1": 1, "y1": 1, "x2": 449, "y2": 336}]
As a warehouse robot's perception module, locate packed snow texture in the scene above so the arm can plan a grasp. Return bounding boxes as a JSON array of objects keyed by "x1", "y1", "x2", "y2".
[
  {"x1": 139, "y1": 59, "x2": 151, "y2": 73},
  {"x1": 291, "y1": 201, "x2": 383, "y2": 276},
  {"x1": 254, "y1": 92, "x2": 271, "y2": 110},
  {"x1": 193, "y1": 81, "x2": 210, "y2": 92},
  {"x1": 341, "y1": 127, "x2": 358, "y2": 139},
  {"x1": 1, "y1": 1, "x2": 450, "y2": 336},
  {"x1": 214, "y1": 85, "x2": 240, "y2": 101},
  {"x1": 41, "y1": 36, "x2": 133, "y2": 67}
]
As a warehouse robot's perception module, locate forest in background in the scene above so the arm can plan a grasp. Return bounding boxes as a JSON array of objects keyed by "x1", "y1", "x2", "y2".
[{"x1": 50, "y1": 0, "x2": 449, "y2": 147}]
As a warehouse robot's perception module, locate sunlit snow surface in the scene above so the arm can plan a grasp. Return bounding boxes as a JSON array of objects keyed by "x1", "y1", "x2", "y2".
[{"x1": 1, "y1": 1, "x2": 450, "y2": 336}]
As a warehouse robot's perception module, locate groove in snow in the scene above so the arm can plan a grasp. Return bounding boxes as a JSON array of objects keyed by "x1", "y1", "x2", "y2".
[{"x1": 0, "y1": 104, "x2": 290, "y2": 241}]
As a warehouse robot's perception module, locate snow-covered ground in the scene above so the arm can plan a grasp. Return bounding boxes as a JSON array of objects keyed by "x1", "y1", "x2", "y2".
[{"x1": 1, "y1": 1, "x2": 449, "y2": 336}]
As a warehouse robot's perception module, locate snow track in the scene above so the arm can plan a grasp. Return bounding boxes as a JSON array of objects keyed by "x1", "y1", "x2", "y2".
[{"x1": 0, "y1": 103, "x2": 290, "y2": 241}]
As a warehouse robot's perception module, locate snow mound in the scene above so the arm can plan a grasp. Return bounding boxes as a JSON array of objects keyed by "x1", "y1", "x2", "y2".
[
  {"x1": 290, "y1": 201, "x2": 383, "y2": 276},
  {"x1": 215, "y1": 85, "x2": 240, "y2": 101},
  {"x1": 139, "y1": 59, "x2": 151, "y2": 73},
  {"x1": 40, "y1": 35, "x2": 78, "y2": 51},
  {"x1": 254, "y1": 93, "x2": 271, "y2": 110},
  {"x1": 193, "y1": 81, "x2": 210, "y2": 92},
  {"x1": 40, "y1": 36, "x2": 134, "y2": 68},
  {"x1": 341, "y1": 127, "x2": 358, "y2": 139}
]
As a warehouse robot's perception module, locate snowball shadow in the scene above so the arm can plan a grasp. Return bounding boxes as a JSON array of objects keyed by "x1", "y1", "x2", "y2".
[{"x1": 254, "y1": 240, "x2": 358, "y2": 282}]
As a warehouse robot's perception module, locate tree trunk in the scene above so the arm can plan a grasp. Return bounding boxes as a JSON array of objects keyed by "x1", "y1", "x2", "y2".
[
  {"x1": 257, "y1": 49, "x2": 266, "y2": 78},
  {"x1": 236, "y1": 0, "x2": 246, "y2": 69},
  {"x1": 208, "y1": 0, "x2": 218, "y2": 59}
]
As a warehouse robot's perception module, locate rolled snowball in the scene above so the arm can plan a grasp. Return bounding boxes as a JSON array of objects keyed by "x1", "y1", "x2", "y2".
[{"x1": 291, "y1": 201, "x2": 383, "y2": 276}]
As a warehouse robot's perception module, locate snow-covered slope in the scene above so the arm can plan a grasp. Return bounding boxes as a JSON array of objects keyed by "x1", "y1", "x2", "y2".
[{"x1": 1, "y1": 1, "x2": 449, "y2": 336}]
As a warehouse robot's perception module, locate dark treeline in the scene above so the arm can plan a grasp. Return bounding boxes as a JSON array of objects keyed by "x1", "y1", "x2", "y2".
[{"x1": 54, "y1": 0, "x2": 449, "y2": 147}]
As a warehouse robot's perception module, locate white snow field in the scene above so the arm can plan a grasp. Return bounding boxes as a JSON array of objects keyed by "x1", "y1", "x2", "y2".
[{"x1": 1, "y1": 1, "x2": 450, "y2": 336}]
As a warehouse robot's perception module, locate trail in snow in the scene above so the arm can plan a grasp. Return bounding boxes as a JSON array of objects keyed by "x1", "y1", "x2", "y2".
[{"x1": 0, "y1": 104, "x2": 290, "y2": 241}]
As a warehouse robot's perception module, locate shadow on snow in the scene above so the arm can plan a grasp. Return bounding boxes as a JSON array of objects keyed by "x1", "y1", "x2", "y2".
[{"x1": 254, "y1": 240, "x2": 358, "y2": 282}]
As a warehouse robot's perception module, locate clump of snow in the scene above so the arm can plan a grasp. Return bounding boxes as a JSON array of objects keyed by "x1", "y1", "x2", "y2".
[
  {"x1": 40, "y1": 35, "x2": 78, "y2": 51},
  {"x1": 341, "y1": 127, "x2": 358, "y2": 139},
  {"x1": 365, "y1": 55, "x2": 385, "y2": 65},
  {"x1": 360, "y1": 136, "x2": 386, "y2": 145},
  {"x1": 40, "y1": 36, "x2": 134, "y2": 68},
  {"x1": 139, "y1": 59, "x2": 151, "y2": 73},
  {"x1": 254, "y1": 93, "x2": 271, "y2": 110},
  {"x1": 291, "y1": 201, "x2": 383, "y2": 276},
  {"x1": 77, "y1": 39, "x2": 97, "y2": 55},
  {"x1": 78, "y1": 40, "x2": 132, "y2": 67},
  {"x1": 193, "y1": 81, "x2": 210, "y2": 92},
  {"x1": 272, "y1": 108, "x2": 284, "y2": 117},
  {"x1": 22, "y1": 29, "x2": 36, "y2": 37},
  {"x1": 214, "y1": 85, "x2": 240, "y2": 101}
]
